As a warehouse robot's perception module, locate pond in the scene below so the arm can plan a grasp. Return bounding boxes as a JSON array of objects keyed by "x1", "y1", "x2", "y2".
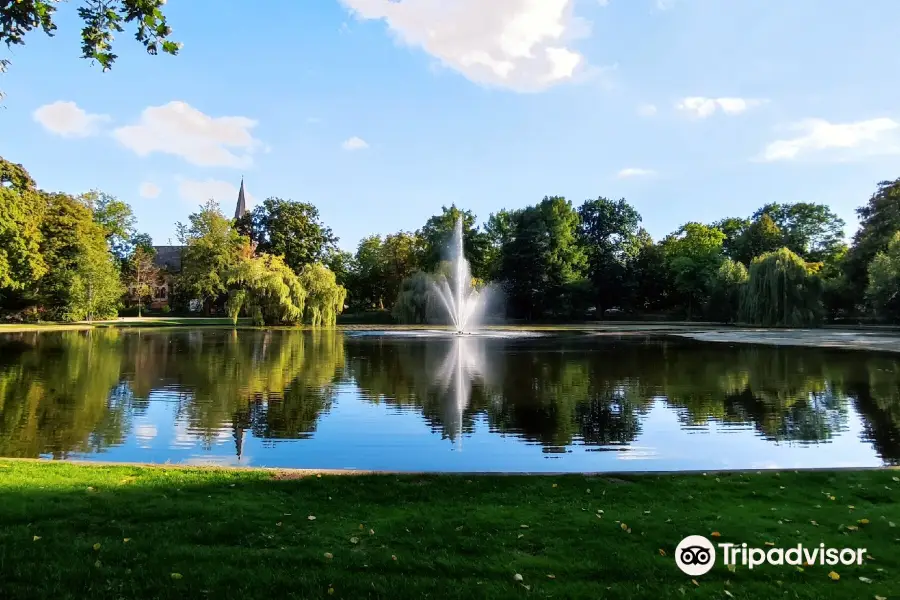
[{"x1": 0, "y1": 328, "x2": 898, "y2": 472}]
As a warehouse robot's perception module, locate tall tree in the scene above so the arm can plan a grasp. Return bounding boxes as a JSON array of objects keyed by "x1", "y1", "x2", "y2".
[
  {"x1": 713, "y1": 217, "x2": 750, "y2": 262},
  {"x1": 243, "y1": 197, "x2": 338, "y2": 273},
  {"x1": 226, "y1": 252, "x2": 307, "y2": 326},
  {"x1": 661, "y1": 223, "x2": 726, "y2": 318},
  {"x1": 847, "y1": 179, "x2": 900, "y2": 298},
  {"x1": 499, "y1": 196, "x2": 586, "y2": 319},
  {"x1": 37, "y1": 192, "x2": 123, "y2": 321},
  {"x1": 0, "y1": 157, "x2": 46, "y2": 292},
  {"x1": 79, "y1": 190, "x2": 136, "y2": 262},
  {"x1": 753, "y1": 202, "x2": 845, "y2": 262},
  {"x1": 732, "y1": 213, "x2": 784, "y2": 265},
  {"x1": 1, "y1": 0, "x2": 178, "y2": 99},
  {"x1": 865, "y1": 232, "x2": 900, "y2": 321},
  {"x1": 126, "y1": 246, "x2": 160, "y2": 317},
  {"x1": 484, "y1": 208, "x2": 521, "y2": 280},
  {"x1": 707, "y1": 259, "x2": 749, "y2": 323},
  {"x1": 577, "y1": 197, "x2": 642, "y2": 314},
  {"x1": 177, "y1": 200, "x2": 244, "y2": 313},
  {"x1": 353, "y1": 235, "x2": 388, "y2": 310},
  {"x1": 419, "y1": 205, "x2": 489, "y2": 280}
]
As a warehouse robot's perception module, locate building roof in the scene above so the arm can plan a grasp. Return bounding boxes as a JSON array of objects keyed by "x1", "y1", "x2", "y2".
[
  {"x1": 153, "y1": 246, "x2": 183, "y2": 272},
  {"x1": 235, "y1": 178, "x2": 248, "y2": 219}
]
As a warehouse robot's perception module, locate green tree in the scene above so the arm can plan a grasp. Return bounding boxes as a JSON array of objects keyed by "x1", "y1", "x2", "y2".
[
  {"x1": 707, "y1": 259, "x2": 749, "y2": 323},
  {"x1": 847, "y1": 179, "x2": 900, "y2": 300},
  {"x1": 1, "y1": 0, "x2": 178, "y2": 100},
  {"x1": 126, "y1": 246, "x2": 160, "y2": 317},
  {"x1": 177, "y1": 200, "x2": 244, "y2": 313},
  {"x1": 629, "y1": 234, "x2": 670, "y2": 311},
  {"x1": 79, "y1": 190, "x2": 136, "y2": 262},
  {"x1": 753, "y1": 202, "x2": 846, "y2": 263},
  {"x1": 419, "y1": 205, "x2": 489, "y2": 280},
  {"x1": 353, "y1": 235, "x2": 388, "y2": 310},
  {"x1": 732, "y1": 213, "x2": 784, "y2": 265},
  {"x1": 484, "y1": 208, "x2": 520, "y2": 280},
  {"x1": 713, "y1": 216, "x2": 750, "y2": 262},
  {"x1": 865, "y1": 232, "x2": 900, "y2": 321},
  {"x1": 392, "y1": 271, "x2": 436, "y2": 324},
  {"x1": 243, "y1": 197, "x2": 338, "y2": 273},
  {"x1": 0, "y1": 157, "x2": 46, "y2": 292},
  {"x1": 225, "y1": 252, "x2": 307, "y2": 326},
  {"x1": 577, "y1": 197, "x2": 642, "y2": 314},
  {"x1": 37, "y1": 192, "x2": 123, "y2": 321},
  {"x1": 740, "y1": 248, "x2": 824, "y2": 326},
  {"x1": 661, "y1": 223, "x2": 726, "y2": 318},
  {"x1": 499, "y1": 196, "x2": 586, "y2": 319},
  {"x1": 298, "y1": 263, "x2": 347, "y2": 327}
]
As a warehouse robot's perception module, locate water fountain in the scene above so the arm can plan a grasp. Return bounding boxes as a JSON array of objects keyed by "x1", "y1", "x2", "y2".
[{"x1": 432, "y1": 217, "x2": 488, "y2": 334}]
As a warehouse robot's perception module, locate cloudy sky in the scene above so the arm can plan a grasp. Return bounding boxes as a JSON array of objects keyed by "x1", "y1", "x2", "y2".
[{"x1": 3, "y1": 0, "x2": 899, "y2": 249}]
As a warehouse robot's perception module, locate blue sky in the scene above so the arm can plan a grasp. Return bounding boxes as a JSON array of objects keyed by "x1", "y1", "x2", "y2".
[{"x1": 3, "y1": 0, "x2": 899, "y2": 251}]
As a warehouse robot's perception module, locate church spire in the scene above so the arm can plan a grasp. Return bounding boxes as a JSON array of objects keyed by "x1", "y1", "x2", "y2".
[{"x1": 234, "y1": 177, "x2": 248, "y2": 219}]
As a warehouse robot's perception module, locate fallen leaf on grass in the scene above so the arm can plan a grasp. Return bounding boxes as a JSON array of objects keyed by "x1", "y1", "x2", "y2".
[
  {"x1": 324, "y1": 552, "x2": 333, "y2": 559},
  {"x1": 764, "y1": 542, "x2": 775, "y2": 547},
  {"x1": 123, "y1": 538, "x2": 131, "y2": 543},
  {"x1": 93, "y1": 543, "x2": 101, "y2": 551},
  {"x1": 369, "y1": 529, "x2": 375, "y2": 535},
  {"x1": 810, "y1": 521, "x2": 818, "y2": 526},
  {"x1": 724, "y1": 591, "x2": 734, "y2": 598},
  {"x1": 327, "y1": 587, "x2": 334, "y2": 595},
  {"x1": 517, "y1": 534, "x2": 524, "y2": 539},
  {"x1": 513, "y1": 574, "x2": 523, "y2": 582},
  {"x1": 858, "y1": 519, "x2": 870, "y2": 525},
  {"x1": 276, "y1": 522, "x2": 282, "y2": 527},
  {"x1": 171, "y1": 573, "x2": 182, "y2": 580},
  {"x1": 350, "y1": 537, "x2": 359, "y2": 545},
  {"x1": 307, "y1": 515, "x2": 316, "y2": 521},
  {"x1": 711, "y1": 531, "x2": 721, "y2": 538},
  {"x1": 727, "y1": 564, "x2": 736, "y2": 573},
  {"x1": 848, "y1": 505, "x2": 855, "y2": 509},
  {"x1": 658, "y1": 549, "x2": 666, "y2": 556},
  {"x1": 520, "y1": 524, "x2": 529, "y2": 529},
  {"x1": 552, "y1": 483, "x2": 557, "y2": 488},
  {"x1": 32, "y1": 536, "x2": 41, "y2": 542},
  {"x1": 859, "y1": 577, "x2": 873, "y2": 584},
  {"x1": 828, "y1": 571, "x2": 840, "y2": 581},
  {"x1": 828, "y1": 496, "x2": 836, "y2": 501},
  {"x1": 691, "y1": 579, "x2": 699, "y2": 587},
  {"x1": 547, "y1": 574, "x2": 555, "y2": 579},
  {"x1": 847, "y1": 526, "x2": 859, "y2": 532},
  {"x1": 876, "y1": 596, "x2": 887, "y2": 600},
  {"x1": 893, "y1": 477, "x2": 899, "y2": 482},
  {"x1": 94, "y1": 560, "x2": 101, "y2": 568},
  {"x1": 796, "y1": 567, "x2": 804, "y2": 573},
  {"x1": 620, "y1": 523, "x2": 628, "y2": 531},
  {"x1": 889, "y1": 522, "x2": 896, "y2": 528},
  {"x1": 391, "y1": 555, "x2": 397, "y2": 561}
]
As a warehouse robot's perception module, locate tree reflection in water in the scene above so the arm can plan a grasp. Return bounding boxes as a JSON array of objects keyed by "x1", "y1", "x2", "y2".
[{"x1": 0, "y1": 330, "x2": 897, "y2": 465}]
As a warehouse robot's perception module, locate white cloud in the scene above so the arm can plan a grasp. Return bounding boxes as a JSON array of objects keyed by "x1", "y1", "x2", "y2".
[
  {"x1": 617, "y1": 167, "x2": 656, "y2": 178},
  {"x1": 759, "y1": 117, "x2": 900, "y2": 162},
  {"x1": 342, "y1": 136, "x2": 369, "y2": 151},
  {"x1": 32, "y1": 101, "x2": 109, "y2": 137},
  {"x1": 637, "y1": 103, "x2": 657, "y2": 117},
  {"x1": 139, "y1": 182, "x2": 160, "y2": 199},
  {"x1": 339, "y1": 0, "x2": 589, "y2": 92},
  {"x1": 113, "y1": 101, "x2": 263, "y2": 168},
  {"x1": 676, "y1": 96, "x2": 765, "y2": 118},
  {"x1": 177, "y1": 178, "x2": 257, "y2": 209}
]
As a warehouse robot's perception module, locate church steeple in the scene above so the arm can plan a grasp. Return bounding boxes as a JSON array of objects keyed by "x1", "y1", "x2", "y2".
[{"x1": 234, "y1": 178, "x2": 248, "y2": 219}]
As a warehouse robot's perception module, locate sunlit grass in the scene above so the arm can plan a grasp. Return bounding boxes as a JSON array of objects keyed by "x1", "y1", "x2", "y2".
[{"x1": 0, "y1": 460, "x2": 897, "y2": 599}]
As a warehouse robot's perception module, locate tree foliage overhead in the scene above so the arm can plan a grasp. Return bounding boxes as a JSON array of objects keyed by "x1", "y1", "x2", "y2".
[
  {"x1": 740, "y1": 248, "x2": 823, "y2": 327},
  {"x1": 1, "y1": 0, "x2": 178, "y2": 98}
]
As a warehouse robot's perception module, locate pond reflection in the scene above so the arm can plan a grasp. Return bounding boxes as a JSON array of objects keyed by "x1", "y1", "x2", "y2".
[{"x1": 0, "y1": 329, "x2": 897, "y2": 471}]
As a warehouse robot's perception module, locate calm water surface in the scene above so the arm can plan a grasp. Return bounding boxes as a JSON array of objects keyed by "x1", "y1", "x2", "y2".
[{"x1": 0, "y1": 329, "x2": 898, "y2": 472}]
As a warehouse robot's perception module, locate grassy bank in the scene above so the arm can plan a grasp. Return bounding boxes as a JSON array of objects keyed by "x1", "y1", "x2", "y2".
[{"x1": 0, "y1": 461, "x2": 897, "y2": 599}]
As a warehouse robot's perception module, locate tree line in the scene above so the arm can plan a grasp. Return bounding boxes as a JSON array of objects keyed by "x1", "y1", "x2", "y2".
[
  {"x1": 334, "y1": 182, "x2": 900, "y2": 325},
  {"x1": 2, "y1": 154, "x2": 899, "y2": 325}
]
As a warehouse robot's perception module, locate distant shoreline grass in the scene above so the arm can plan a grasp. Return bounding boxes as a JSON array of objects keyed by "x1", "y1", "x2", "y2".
[{"x1": 0, "y1": 460, "x2": 897, "y2": 599}]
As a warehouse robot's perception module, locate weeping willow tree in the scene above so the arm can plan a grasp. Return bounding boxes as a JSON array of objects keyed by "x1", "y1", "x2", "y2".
[
  {"x1": 299, "y1": 263, "x2": 347, "y2": 327},
  {"x1": 739, "y1": 248, "x2": 824, "y2": 326},
  {"x1": 225, "y1": 253, "x2": 306, "y2": 325},
  {"x1": 392, "y1": 271, "x2": 436, "y2": 324}
]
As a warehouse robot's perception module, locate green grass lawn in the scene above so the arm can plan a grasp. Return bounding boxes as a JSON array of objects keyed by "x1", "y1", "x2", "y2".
[{"x1": 0, "y1": 461, "x2": 897, "y2": 599}]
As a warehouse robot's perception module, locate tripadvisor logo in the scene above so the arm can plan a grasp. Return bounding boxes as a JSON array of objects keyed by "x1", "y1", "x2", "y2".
[{"x1": 675, "y1": 535, "x2": 868, "y2": 576}]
